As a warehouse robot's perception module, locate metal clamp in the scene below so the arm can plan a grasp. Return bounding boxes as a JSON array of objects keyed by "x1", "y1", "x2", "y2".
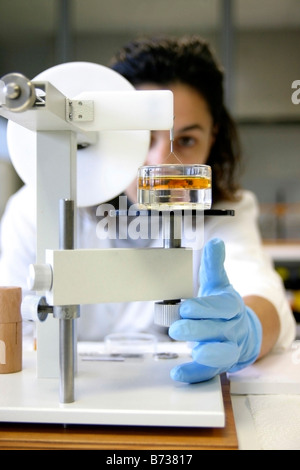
[{"x1": 66, "y1": 99, "x2": 94, "y2": 122}]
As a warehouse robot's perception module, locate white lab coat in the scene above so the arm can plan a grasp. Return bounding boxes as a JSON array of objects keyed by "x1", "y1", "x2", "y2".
[{"x1": 0, "y1": 184, "x2": 296, "y2": 348}]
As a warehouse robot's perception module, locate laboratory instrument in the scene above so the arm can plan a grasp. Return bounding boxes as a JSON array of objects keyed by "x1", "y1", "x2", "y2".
[
  {"x1": 0, "y1": 62, "x2": 188, "y2": 404},
  {"x1": 0, "y1": 61, "x2": 233, "y2": 428}
]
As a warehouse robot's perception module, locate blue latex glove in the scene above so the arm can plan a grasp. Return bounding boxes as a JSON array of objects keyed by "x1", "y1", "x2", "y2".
[{"x1": 169, "y1": 238, "x2": 263, "y2": 383}]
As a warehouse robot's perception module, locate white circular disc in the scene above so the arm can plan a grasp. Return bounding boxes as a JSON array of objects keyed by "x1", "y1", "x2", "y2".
[{"x1": 6, "y1": 62, "x2": 150, "y2": 206}]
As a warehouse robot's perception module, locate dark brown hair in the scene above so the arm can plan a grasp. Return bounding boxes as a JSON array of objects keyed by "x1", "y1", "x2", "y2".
[{"x1": 110, "y1": 35, "x2": 242, "y2": 203}]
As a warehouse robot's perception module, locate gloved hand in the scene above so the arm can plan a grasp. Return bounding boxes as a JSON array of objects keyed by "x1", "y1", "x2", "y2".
[{"x1": 169, "y1": 238, "x2": 262, "y2": 383}]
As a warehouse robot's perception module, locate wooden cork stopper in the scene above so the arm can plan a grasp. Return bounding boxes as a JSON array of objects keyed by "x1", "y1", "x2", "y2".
[{"x1": 0, "y1": 287, "x2": 22, "y2": 374}]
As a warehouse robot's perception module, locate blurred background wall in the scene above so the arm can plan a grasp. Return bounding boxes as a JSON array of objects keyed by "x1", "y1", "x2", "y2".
[{"x1": 0, "y1": 0, "x2": 299, "y2": 239}]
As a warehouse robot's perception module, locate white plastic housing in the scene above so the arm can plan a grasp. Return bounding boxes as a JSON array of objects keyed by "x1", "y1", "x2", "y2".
[
  {"x1": 73, "y1": 90, "x2": 174, "y2": 131},
  {"x1": 45, "y1": 248, "x2": 193, "y2": 306}
]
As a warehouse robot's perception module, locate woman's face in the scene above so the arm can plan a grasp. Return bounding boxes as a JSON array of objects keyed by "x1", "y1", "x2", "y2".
[{"x1": 125, "y1": 82, "x2": 216, "y2": 202}]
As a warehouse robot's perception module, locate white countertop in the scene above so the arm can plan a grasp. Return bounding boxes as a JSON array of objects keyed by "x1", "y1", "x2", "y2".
[{"x1": 229, "y1": 342, "x2": 300, "y2": 450}]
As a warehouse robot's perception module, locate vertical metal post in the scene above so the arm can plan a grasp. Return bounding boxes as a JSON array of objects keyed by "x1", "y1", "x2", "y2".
[
  {"x1": 155, "y1": 211, "x2": 182, "y2": 326},
  {"x1": 60, "y1": 199, "x2": 75, "y2": 250},
  {"x1": 220, "y1": 0, "x2": 235, "y2": 111},
  {"x1": 162, "y1": 212, "x2": 182, "y2": 249},
  {"x1": 56, "y1": 0, "x2": 73, "y2": 63},
  {"x1": 59, "y1": 315, "x2": 75, "y2": 403},
  {"x1": 57, "y1": 199, "x2": 79, "y2": 404}
]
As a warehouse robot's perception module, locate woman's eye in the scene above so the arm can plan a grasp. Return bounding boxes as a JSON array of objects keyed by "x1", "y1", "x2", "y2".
[{"x1": 177, "y1": 136, "x2": 196, "y2": 148}]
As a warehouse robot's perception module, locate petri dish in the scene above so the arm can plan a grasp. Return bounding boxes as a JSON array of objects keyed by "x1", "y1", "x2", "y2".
[
  {"x1": 104, "y1": 333, "x2": 157, "y2": 356},
  {"x1": 137, "y1": 164, "x2": 212, "y2": 210}
]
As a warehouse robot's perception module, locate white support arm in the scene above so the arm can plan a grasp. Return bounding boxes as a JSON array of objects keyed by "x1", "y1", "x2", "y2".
[{"x1": 29, "y1": 248, "x2": 194, "y2": 306}]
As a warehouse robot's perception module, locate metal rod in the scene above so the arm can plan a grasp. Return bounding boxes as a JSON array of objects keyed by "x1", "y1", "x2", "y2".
[
  {"x1": 170, "y1": 127, "x2": 174, "y2": 153},
  {"x1": 162, "y1": 212, "x2": 182, "y2": 249},
  {"x1": 59, "y1": 199, "x2": 75, "y2": 249},
  {"x1": 56, "y1": 0, "x2": 73, "y2": 63},
  {"x1": 58, "y1": 199, "x2": 76, "y2": 404},
  {"x1": 220, "y1": 0, "x2": 234, "y2": 111},
  {"x1": 59, "y1": 317, "x2": 75, "y2": 403}
]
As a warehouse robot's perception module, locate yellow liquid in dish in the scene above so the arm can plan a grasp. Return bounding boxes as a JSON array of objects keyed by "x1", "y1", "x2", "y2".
[{"x1": 138, "y1": 175, "x2": 211, "y2": 191}]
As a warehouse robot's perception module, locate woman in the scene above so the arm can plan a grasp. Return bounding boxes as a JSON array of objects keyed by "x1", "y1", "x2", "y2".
[{"x1": 108, "y1": 35, "x2": 296, "y2": 382}]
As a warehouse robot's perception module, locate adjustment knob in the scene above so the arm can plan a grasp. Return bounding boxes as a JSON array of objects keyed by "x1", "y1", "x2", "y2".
[
  {"x1": 21, "y1": 295, "x2": 51, "y2": 322},
  {"x1": 27, "y1": 264, "x2": 53, "y2": 292},
  {"x1": 154, "y1": 301, "x2": 181, "y2": 327},
  {"x1": 0, "y1": 73, "x2": 36, "y2": 112}
]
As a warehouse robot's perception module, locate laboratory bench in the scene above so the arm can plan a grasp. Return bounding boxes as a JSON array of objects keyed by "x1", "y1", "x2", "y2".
[
  {"x1": 1, "y1": 341, "x2": 300, "y2": 450},
  {"x1": 0, "y1": 376, "x2": 237, "y2": 451},
  {"x1": 0, "y1": 354, "x2": 237, "y2": 451},
  {"x1": 2, "y1": 240, "x2": 300, "y2": 450}
]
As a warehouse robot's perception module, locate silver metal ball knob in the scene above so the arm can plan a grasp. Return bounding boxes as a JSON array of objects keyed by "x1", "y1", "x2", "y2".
[{"x1": 0, "y1": 73, "x2": 36, "y2": 112}]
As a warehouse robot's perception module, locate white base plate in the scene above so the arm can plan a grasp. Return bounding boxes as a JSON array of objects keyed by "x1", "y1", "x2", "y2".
[{"x1": 0, "y1": 344, "x2": 225, "y2": 428}]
